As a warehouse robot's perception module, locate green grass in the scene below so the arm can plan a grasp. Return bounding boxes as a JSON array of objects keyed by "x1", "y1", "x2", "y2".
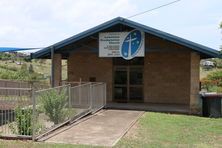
[
  {"x1": 116, "y1": 112, "x2": 222, "y2": 148},
  {"x1": 0, "y1": 140, "x2": 93, "y2": 148},
  {"x1": 0, "y1": 112, "x2": 222, "y2": 148}
]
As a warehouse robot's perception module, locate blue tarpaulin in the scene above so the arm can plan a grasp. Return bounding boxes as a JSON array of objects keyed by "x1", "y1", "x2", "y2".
[{"x1": 0, "y1": 47, "x2": 41, "y2": 52}]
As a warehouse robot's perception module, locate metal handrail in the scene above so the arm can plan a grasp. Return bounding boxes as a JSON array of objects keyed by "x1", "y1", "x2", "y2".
[
  {"x1": 34, "y1": 84, "x2": 70, "y2": 93},
  {"x1": 0, "y1": 87, "x2": 32, "y2": 91}
]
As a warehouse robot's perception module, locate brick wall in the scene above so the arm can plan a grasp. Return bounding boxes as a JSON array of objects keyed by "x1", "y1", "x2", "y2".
[
  {"x1": 190, "y1": 52, "x2": 201, "y2": 113},
  {"x1": 67, "y1": 52, "x2": 113, "y2": 102},
  {"x1": 52, "y1": 53, "x2": 62, "y2": 87},
  {"x1": 144, "y1": 51, "x2": 191, "y2": 105},
  {"x1": 66, "y1": 34, "x2": 201, "y2": 108}
]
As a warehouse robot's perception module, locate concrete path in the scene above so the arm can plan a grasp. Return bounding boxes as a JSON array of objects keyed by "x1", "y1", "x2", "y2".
[{"x1": 43, "y1": 109, "x2": 143, "y2": 147}]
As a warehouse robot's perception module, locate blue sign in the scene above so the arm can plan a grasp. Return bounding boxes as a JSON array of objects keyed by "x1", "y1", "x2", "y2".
[{"x1": 121, "y1": 30, "x2": 143, "y2": 60}]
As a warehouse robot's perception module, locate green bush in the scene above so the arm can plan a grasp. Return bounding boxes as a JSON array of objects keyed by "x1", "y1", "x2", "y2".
[
  {"x1": 0, "y1": 65, "x2": 18, "y2": 71},
  {"x1": 16, "y1": 107, "x2": 32, "y2": 135},
  {"x1": 207, "y1": 70, "x2": 222, "y2": 87},
  {"x1": 0, "y1": 53, "x2": 12, "y2": 60},
  {"x1": 0, "y1": 69, "x2": 18, "y2": 79},
  {"x1": 39, "y1": 88, "x2": 68, "y2": 124},
  {"x1": 212, "y1": 58, "x2": 222, "y2": 68},
  {"x1": 9, "y1": 107, "x2": 32, "y2": 135},
  {"x1": 201, "y1": 70, "x2": 222, "y2": 92}
]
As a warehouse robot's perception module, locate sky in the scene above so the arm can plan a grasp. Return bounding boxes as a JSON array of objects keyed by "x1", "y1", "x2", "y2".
[{"x1": 0, "y1": 0, "x2": 221, "y2": 53}]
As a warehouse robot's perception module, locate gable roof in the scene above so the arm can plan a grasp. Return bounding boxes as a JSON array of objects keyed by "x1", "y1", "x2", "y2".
[{"x1": 32, "y1": 17, "x2": 221, "y2": 59}]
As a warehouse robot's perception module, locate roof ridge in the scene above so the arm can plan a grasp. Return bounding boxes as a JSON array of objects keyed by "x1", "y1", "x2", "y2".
[{"x1": 32, "y1": 17, "x2": 221, "y2": 59}]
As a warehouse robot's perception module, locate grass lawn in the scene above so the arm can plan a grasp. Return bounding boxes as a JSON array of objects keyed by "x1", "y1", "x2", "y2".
[
  {"x1": 0, "y1": 141, "x2": 90, "y2": 148},
  {"x1": 0, "y1": 112, "x2": 222, "y2": 148},
  {"x1": 116, "y1": 112, "x2": 222, "y2": 148}
]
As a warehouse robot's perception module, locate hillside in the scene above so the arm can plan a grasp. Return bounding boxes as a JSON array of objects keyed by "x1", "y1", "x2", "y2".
[
  {"x1": 0, "y1": 52, "x2": 67, "y2": 82},
  {"x1": 0, "y1": 52, "x2": 221, "y2": 84}
]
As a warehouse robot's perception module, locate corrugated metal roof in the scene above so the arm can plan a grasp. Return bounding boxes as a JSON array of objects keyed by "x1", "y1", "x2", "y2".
[{"x1": 32, "y1": 17, "x2": 221, "y2": 58}]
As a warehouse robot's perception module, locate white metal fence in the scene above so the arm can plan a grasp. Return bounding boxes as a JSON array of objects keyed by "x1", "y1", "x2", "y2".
[
  {"x1": 0, "y1": 82, "x2": 106, "y2": 140},
  {"x1": 32, "y1": 82, "x2": 106, "y2": 140},
  {"x1": 91, "y1": 83, "x2": 106, "y2": 113}
]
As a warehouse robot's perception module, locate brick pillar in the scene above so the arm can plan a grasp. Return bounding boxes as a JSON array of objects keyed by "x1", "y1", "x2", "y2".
[
  {"x1": 51, "y1": 53, "x2": 62, "y2": 87},
  {"x1": 190, "y1": 52, "x2": 201, "y2": 114}
]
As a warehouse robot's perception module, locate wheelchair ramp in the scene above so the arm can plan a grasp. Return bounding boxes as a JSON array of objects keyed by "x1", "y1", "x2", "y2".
[{"x1": 43, "y1": 109, "x2": 143, "y2": 147}]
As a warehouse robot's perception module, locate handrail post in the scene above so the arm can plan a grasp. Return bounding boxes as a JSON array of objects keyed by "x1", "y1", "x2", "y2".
[
  {"x1": 104, "y1": 83, "x2": 107, "y2": 107},
  {"x1": 68, "y1": 84, "x2": 71, "y2": 119},
  {"x1": 32, "y1": 88, "x2": 36, "y2": 141},
  {"x1": 90, "y1": 83, "x2": 93, "y2": 110}
]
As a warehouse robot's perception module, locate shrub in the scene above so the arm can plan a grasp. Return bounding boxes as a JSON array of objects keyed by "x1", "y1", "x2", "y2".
[
  {"x1": 23, "y1": 57, "x2": 32, "y2": 62},
  {"x1": 16, "y1": 107, "x2": 32, "y2": 135},
  {"x1": 0, "y1": 52, "x2": 12, "y2": 60},
  {"x1": 0, "y1": 69, "x2": 18, "y2": 79},
  {"x1": 9, "y1": 107, "x2": 32, "y2": 135},
  {"x1": 201, "y1": 70, "x2": 222, "y2": 92},
  {"x1": 39, "y1": 88, "x2": 68, "y2": 124},
  {"x1": 0, "y1": 65, "x2": 18, "y2": 71}
]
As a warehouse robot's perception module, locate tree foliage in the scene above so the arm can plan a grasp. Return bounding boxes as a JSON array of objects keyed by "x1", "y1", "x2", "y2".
[{"x1": 201, "y1": 70, "x2": 222, "y2": 92}]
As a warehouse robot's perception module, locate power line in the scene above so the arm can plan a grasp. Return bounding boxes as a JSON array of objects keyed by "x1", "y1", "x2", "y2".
[{"x1": 127, "y1": 0, "x2": 181, "y2": 18}]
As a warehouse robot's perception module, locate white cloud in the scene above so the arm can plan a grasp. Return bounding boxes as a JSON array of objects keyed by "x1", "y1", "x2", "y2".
[
  {"x1": 0, "y1": 0, "x2": 137, "y2": 47},
  {"x1": 0, "y1": 0, "x2": 221, "y2": 50}
]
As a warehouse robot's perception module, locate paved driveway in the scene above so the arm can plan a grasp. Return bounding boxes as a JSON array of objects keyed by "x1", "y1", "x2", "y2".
[{"x1": 43, "y1": 109, "x2": 143, "y2": 147}]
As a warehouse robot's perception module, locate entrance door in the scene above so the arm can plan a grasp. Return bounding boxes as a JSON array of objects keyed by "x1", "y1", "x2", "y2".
[{"x1": 113, "y1": 58, "x2": 144, "y2": 103}]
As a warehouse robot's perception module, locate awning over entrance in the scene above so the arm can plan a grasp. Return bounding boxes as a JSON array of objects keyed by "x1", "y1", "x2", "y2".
[{"x1": 0, "y1": 47, "x2": 41, "y2": 52}]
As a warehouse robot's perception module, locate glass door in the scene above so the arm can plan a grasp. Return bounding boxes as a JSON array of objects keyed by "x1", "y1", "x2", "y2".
[
  {"x1": 113, "y1": 65, "x2": 144, "y2": 103},
  {"x1": 113, "y1": 67, "x2": 128, "y2": 102},
  {"x1": 129, "y1": 67, "x2": 143, "y2": 102},
  {"x1": 113, "y1": 58, "x2": 144, "y2": 103}
]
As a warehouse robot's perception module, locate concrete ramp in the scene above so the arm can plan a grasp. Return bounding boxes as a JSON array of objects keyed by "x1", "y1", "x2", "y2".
[{"x1": 43, "y1": 109, "x2": 143, "y2": 147}]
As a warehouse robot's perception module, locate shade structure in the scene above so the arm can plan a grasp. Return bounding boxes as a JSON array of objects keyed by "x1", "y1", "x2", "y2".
[{"x1": 0, "y1": 47, "x2": 41, "y2": 52}]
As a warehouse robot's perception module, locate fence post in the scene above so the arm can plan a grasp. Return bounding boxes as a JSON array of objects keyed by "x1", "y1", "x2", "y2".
[
  {"x1": 104, "y1": 83, "x2": 107, "y2": 107},
  {"x1": 90, "y1": 83, "x2": 93, "y2": 110},
  {"x1": 32, "y1": 89, "x2": 36, "y2": 141},
  {"x1": 79, "y1": 83, "x2": 82, "y2": 106},
  {"x1": 68, "y1": 84, "x2": 71, "y2": 119}
]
